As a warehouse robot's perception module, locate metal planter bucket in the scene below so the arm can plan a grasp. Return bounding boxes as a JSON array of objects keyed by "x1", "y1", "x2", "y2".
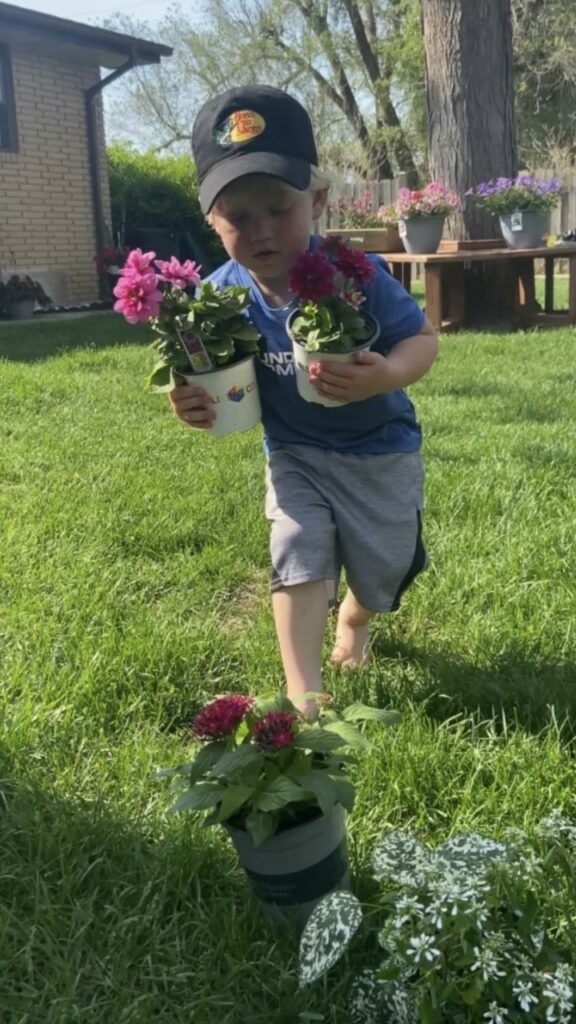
[
  {"x1": 288, "y1": 311, "x2": 380, "y2": 407},
  {"x1": 399, "y1": 215, "x2": 445, "y2": 254},
  {"x1": 226, "y1": 804, "x2": 349, "y2": 927},
  {"x1": 498, "y1": 210, "x2": 549, "y2": 249}
]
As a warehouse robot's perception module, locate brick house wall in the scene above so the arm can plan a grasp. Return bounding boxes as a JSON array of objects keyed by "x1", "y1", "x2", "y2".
[{"x1": 0, "y1": 43, "x2": 111, "y2": 304}]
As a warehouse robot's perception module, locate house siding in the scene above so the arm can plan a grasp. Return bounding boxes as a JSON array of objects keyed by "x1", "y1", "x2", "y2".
[{"x1": 0, "y1": 44, "x2": 112, "y2": 304}]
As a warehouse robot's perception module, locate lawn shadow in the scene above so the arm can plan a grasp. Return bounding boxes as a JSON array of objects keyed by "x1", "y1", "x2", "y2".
[
  {"x1": 0, "y1": 766, "x2": 331, "y2": 1023},
  {"x1": 0, "y1": 313, "x2": 152, "y2": 363},
  {"x1": 364, "y1": 636, "x2": 576, "y2": 736}
]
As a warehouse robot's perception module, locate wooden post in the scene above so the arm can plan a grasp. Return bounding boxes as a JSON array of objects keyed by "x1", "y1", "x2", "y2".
[
  {"x1": 544, "y1": 256, "x2": 554, "y2": 313},
  {"x1": 424, "y1": 264, "x2": 443, "y2": 330}
]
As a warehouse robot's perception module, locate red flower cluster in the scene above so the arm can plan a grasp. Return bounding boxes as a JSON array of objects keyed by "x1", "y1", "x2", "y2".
[
  {"x1": 288, "y1": 251, "x2": 337, "y2": 303},
  {"x1": 322, "y1": 237, "x2": 375, "y2": 286},
  {"x1": 191, "y1": 695, "x2": 253, "y2": 740},
  {"x1": 288, "y1": 240, "x2": 374, "y2": 305},
  {"x1": 252, "y1": 711, "x2": 297, "y2": 750}
]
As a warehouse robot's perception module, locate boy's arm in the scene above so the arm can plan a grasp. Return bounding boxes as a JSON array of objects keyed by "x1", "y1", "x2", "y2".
[{"x1": 309, "y1": 318, "x2": 438, "y2": 403}]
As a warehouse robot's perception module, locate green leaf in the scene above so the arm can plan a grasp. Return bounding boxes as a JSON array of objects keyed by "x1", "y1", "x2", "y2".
[
  {"x1": 343, "y1": 703, "x2": 401, "y2": 726},
  {"x1": 188, "y1": 741, "x2": 227, "y2": 784},
  {"x1": 147, "y1": 362, "x2": 172, "y2": 390},
  {"x1": 299, "y1": 892, "x2": 363, "y2": 985},
  {"x1": 254, "y1": 775, "x2": 305, "y2": 812},
  {"x1": 419, "y1": 996, "x2": 437, "y2": 1024},
  {"x1": 153, "y1": 762, "x2": 195, "y2": 779},
  {"x1": 170, "y1": 783, "x2": 223, "y2": 812},
  {"x1": 323, "y1": 720, "x2": 370, "y2": 750},
  {"x1": 297, "y1": 770, "x2": 340, "y2": 816},
  {"x1": 209, "y1": 745, "x2": 263, "y2": 779},
  {"x1": 215, "y1": 784, "x2": 255, "y2": 823},
  {"x1": 331, "y1": 777, "x2": 355, "y2": 811},
  {"x1": 293, "y1": 728, "x2": 348, "y2": 753},
  {"x1": 245, "y1": 809, "x2": 277, "y2": 847}
]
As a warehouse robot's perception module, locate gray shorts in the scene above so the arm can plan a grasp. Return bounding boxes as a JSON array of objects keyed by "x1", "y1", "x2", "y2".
[{"x1": 265, "y1": 445, "x2": 427, "y2": 613}]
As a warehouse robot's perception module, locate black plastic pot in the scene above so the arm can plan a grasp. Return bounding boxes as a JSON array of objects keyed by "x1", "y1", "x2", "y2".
[{"x1": 225, "y1": 804, "x2": 349, "y2": 927}]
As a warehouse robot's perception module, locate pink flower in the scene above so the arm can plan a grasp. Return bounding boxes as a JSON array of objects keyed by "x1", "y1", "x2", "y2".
[
  {"x1": 288, "y1": 251, "x2": 336, "y2": 303},
  {"x1": 155, "y1": 257, "x2": 202, "y2": 290},
  {"x1": 113, "y1": 269, "x2": 162, "y2": 324},
  {"x1": 191, "y1": 695, "x2": 254, "y2": 741},
  {"x1": 252, "y1": 711, "x2": 297, "y2": 750},
  {"x1": 121, "y1": 248, "x2": 157, "y2": 274}
]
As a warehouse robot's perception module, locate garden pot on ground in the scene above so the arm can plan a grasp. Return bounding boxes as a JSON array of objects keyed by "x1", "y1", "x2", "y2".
[
  {"x1": 176, "y1": 355, "x2": 261, "y2": 437},
  {"x1": 5, "y1": 299, "x2": 35, "y2": 320},
  {"x1": 288, "y1": 310, "x2": 381, "y2": 408},
  {"x1": 325, "y1": 226, "x2": 403, "y2": 253},
  {"x1": 226, "y1": 803, "x2": 349, "y2": 928},
  {"x1": 398, "y1": 215, "x2": 445, "y2": 254},
  {"x1": 498, "y1": 210, "x2": 549, "y2": 249}
]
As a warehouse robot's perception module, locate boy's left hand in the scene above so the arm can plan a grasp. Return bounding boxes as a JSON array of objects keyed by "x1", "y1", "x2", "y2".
[{"x1": 308, "y1": 350, "x2": 398, "y2": 403}]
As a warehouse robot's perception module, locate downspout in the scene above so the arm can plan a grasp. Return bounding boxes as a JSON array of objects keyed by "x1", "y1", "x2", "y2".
[{"x1": 84, "y1": 53, "x2": 138, "y2": 297}]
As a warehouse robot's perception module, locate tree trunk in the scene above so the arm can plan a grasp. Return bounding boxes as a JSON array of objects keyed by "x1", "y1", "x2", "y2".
[{"x1": 420, "y1": 0, "x2": 517, "y2": 240}]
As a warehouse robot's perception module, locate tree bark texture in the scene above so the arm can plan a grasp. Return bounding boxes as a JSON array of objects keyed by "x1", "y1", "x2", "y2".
[{"x1": 420, "y1": 0, "x2": 517, "y2": 239}]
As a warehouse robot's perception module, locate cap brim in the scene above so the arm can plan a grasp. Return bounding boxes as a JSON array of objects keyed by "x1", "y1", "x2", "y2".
[{"x1": 199, "y1": 152, "x2": 312, "y2": 213}]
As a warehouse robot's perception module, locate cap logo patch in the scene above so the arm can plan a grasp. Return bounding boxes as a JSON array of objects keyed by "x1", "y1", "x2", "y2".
[{"x1": 214, "y1": 110, "x2": 266, "y2": 146}]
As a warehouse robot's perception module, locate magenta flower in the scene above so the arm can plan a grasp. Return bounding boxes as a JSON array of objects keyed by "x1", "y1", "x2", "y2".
[
  {"x1": 320, "y1": 238, "x2": 375, "y2": 286},
  {"x1": 121, "y1": 248, "x2": 157, "y2": 274},
  {"x1": 252, "y1": 711, "x2": 297, "y2": 750},
  {"x1": 113, "y1": 269, "x2": 162, "y2": 324},
  {"x1": 155, "y1": 257, "x2": 202, "y2": 290},
  {"x1": 191, "y1": 695, "x2": 254, "y2": 741},
  {"x1": 288, "y1": 251, "x2": 337, "y2": 303}
]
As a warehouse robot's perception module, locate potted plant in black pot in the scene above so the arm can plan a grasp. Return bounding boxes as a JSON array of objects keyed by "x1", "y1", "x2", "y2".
[
  {"x1": 113, "y1": 248, "x2": 262, "y2": 437},
  {"x1": 156, "y1": 691, "x2": 399, "y2": 927},
  {"x1": 286, "y1": 237, "x2": 381, "y2": 407},
  {"x1": 0, "y1": 274, "x2": 52, "y2": 320}
]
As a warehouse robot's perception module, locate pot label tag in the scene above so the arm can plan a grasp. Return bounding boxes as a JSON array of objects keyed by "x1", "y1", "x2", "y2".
[
  {"x1": 398, "y1": 220, "x2": 407, "y2": 237},
  {"x1": 511, "y1": 211, "x2": 523, "y2": 232},
  {"x1": 177, "y1": 329, "x2": 213, "y2": 373}
]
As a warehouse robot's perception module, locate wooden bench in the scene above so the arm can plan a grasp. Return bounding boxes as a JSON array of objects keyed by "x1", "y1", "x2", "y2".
[{"x1": 382, "y1": 244, "x2": 576, "y2": 332}]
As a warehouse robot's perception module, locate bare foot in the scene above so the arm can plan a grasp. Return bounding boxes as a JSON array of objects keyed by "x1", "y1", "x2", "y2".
[{"x1": 329, "y1": 620, "x2": 371, "y2": 668}]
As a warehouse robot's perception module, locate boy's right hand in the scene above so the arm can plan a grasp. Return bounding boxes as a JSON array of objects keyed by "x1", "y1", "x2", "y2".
[{"x1": 168, "y1": 376, "x2": 216, "y2": 430}]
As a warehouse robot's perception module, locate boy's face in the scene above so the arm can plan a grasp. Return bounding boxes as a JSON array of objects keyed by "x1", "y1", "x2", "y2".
[{"x1": 210, "y1": 175, "x2": 327, "y2": 288}]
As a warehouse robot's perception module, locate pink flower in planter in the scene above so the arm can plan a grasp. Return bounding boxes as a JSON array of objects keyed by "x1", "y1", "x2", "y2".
[
  {"x1": 121, "y1": 248, "x2": 157, "y2": 274},
  {"x1": 191, "y1": 695, "x2": 254, "y2": 740},
  {"x1": 113, "y1": 269, "x2": 162, "y2": 323},
  {"x1": 155, "y1": 257, "x2": 202, "y2": 290},
  {"x1": 253, "y1": 711, "x2": 298, "y2": 750}
]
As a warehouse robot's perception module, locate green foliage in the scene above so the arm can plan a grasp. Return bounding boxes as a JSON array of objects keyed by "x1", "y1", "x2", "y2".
[
  {"x1": 290, "y1": 302, "x2": 375, "y2": 354},
  {"x1": 163, "y1": 693, "x2": 396, "y2": 846},
  {"x1": 107, "y1": 143, "x2": 225, "y2": 268},
  {"x1": 147, "y1": 282, "x2": 261, "y2": 390}
]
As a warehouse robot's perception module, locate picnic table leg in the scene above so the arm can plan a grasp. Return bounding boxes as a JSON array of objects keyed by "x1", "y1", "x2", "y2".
[
  {"x1": 424, "y1": 264, "x2": 442, "y2": 331},
  {"x1": 544, "y1": 256, "x2": 554, "y2": 313},
  {"x1": 391, "y1": 263, "x2": 403, "y2": 284},
  {"x1": 569, "y1": 255, "x2": 576, "y2": 324},
  {"x1": 444, "y1": 262, "x2": 465, "y2": 328},
  {"x1": 517, "y1": 257, "x2": 539, "y2": 316},
  {"x1": 402, "y1": 263, "x2": 412, "y2": 293}
]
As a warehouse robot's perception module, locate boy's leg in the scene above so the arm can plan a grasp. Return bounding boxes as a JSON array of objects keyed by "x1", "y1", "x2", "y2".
[
  {"x1": 272, "y1": 581, "x2": 330, "y2": 711},
  {"x1": 330, "y1": 588, "x2": 374, "y2": 667}
]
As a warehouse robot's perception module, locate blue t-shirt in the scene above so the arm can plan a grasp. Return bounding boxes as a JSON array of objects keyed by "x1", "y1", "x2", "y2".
[{"x1": 207, "y1": 236, "x2": 425, "y2": 453}]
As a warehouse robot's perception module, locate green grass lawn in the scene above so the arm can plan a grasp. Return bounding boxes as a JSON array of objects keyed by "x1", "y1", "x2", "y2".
[{"x1": 1, "y1": 313, "x2": 576, "y2": 1022}]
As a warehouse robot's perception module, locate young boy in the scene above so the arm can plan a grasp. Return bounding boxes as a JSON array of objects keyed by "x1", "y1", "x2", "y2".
[{"x1": 169, "y1": 85, "x2": 438, "y2": 712}]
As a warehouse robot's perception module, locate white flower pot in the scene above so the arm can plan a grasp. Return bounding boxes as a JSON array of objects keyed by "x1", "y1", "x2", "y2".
[
  {"x1": 179, "y1": 356, "x2": 261, "y2": 437},
  {"x1": 288, "y1": 312, "x2": 380, "y2": 407}
]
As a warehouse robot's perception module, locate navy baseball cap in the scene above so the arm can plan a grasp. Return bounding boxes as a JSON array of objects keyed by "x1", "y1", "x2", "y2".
[{"x1": 192, "y1": 85, "x2": 318, "y2": 213}]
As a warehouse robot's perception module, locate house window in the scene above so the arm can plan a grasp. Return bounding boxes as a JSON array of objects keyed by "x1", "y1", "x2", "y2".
[{"x1": 0, "y1": 45, "x2": 18, "y2": 152}]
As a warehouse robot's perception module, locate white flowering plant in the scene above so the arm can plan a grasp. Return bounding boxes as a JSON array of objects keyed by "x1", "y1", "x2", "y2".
[{"x1": 299, "y1": 812, "x2": 576, "y2": 1024}]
